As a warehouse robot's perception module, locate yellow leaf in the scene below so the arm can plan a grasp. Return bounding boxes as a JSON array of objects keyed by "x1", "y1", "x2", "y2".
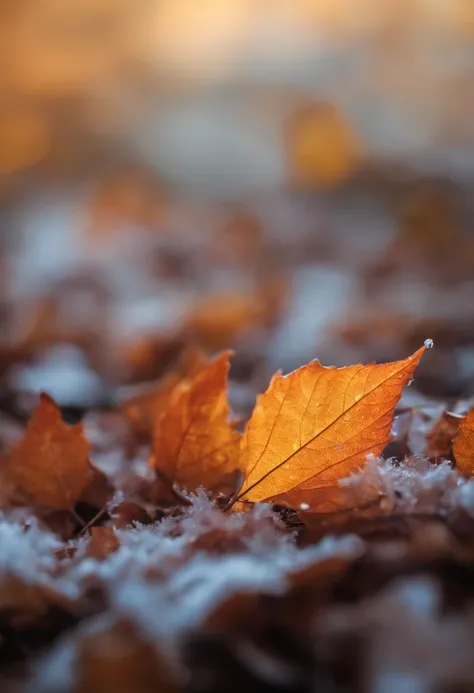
[
  {"x1": 237, "y1": 346, "x2": 426, "y2": 504},
  {"x1": 8, "y1": 393, "x2": 92, "y2": 510},
  {"x1": 151, "y1": 351, "x2": 240, "y2": 492},
  {"x1": 453, "y1": 408, "x2": 474, "y2": 474},
  {"x1": 285, "y1": 102, "x2": 360, "y2": 189}
]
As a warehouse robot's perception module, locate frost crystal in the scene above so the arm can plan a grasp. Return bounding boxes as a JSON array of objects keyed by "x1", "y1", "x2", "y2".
[
  {"x1": 339, "y1": 455, "x2": 474, "y2": 517},
  {"x1": 0, "y1": 515, "x2": 60, "y2": 582},
  {"x1": 58, "y1": 494, "x2": 363, "y2": 644}
]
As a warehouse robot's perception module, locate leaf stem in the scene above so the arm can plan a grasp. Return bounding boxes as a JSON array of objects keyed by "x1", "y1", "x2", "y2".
[{"x1": 69, "y1": 507, "x2": 86, "y2": 528}]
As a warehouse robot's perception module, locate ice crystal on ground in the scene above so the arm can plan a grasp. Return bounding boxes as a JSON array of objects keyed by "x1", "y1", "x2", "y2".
[
  {"x1": 0, "y1": 514, "x2": 60, "y2": 582},
  {"x1": 340, "y1": 455, "x2": 474, "y2": 515}
]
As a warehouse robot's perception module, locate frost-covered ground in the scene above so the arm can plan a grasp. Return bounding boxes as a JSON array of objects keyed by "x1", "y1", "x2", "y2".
[
  {"x1": 1, "y1": 3, "x2": 474, "y2": 690},
  {"x1": 0, "y1": 459, "x2": 472, "y2": 691}
]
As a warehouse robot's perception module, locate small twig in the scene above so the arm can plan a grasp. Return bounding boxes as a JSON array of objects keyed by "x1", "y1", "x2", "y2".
[
  {"x1": 76, "y1": 472, "x2": 193, "y2": 537},
  {"x1": 77, "y1": 506, "x2": 109, "y2": 536},
  {"x1": 221, "y1": 492, "x2": 241, "y2": 512},
  {"x1": 76, "y1": 480, "x2": 147, "y2": 537},
  {"x1": 69, "y1": 507, "x2": 86, "y2": 528}
]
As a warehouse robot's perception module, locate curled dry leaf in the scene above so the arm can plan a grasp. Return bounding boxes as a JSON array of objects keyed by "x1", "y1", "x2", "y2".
[
  {"x1": 237, "y1": 346, "x2": 426, "y2": 504},
  {"x1": 7, "y1": 393, "x2": 92, "y2": 510},
  {"x1": 453, "y1": 408, "x2": 474, "y2": 474},
  {"x1": 151, "y1": 352, "x2": 241, "y2": 492},
  {"x1": 424, "y1": 410, "x2": 463, "y2": 462},
  {"x1": 121, "y1": 346, "x2": 210, "y2": 440}
]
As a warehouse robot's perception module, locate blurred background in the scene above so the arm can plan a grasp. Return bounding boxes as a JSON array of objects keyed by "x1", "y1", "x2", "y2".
[{"x1": 1, "y1": 0, "x2": 474, "y2": 420}]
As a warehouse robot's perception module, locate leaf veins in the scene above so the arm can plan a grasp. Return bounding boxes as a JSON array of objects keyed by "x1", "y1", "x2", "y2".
[
  {"x1": 236, "y1": 346, "x2": 427, "y2": 504},
  {"x1": 151, "y1": 351, "x2": 241, "y2": 492},
  {"x1": 8, "y1": 393, "x2": 92, "y2": 509}
]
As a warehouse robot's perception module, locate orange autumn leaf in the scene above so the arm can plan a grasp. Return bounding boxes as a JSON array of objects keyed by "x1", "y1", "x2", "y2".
[
  {"x1": 237, "y1": 345, "x2": 427, "y2": 504},
  {"x1": 8, "y1": 393, "x2": 92, "y2": 510},
  {"x1": 453, "y1": 408, "x2": 474, "y2": 474},
  {"x1": 151, "y1": 351, "x2": 240, "y2": 492}
]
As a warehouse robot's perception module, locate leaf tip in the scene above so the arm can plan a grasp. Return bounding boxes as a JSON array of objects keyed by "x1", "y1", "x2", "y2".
[
  {"x1": 39, "y1": 391, "x2": 57, "y2": 407},
  {"x1": 409, "y1": 340, "x2": 432, "y2": 364}
]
